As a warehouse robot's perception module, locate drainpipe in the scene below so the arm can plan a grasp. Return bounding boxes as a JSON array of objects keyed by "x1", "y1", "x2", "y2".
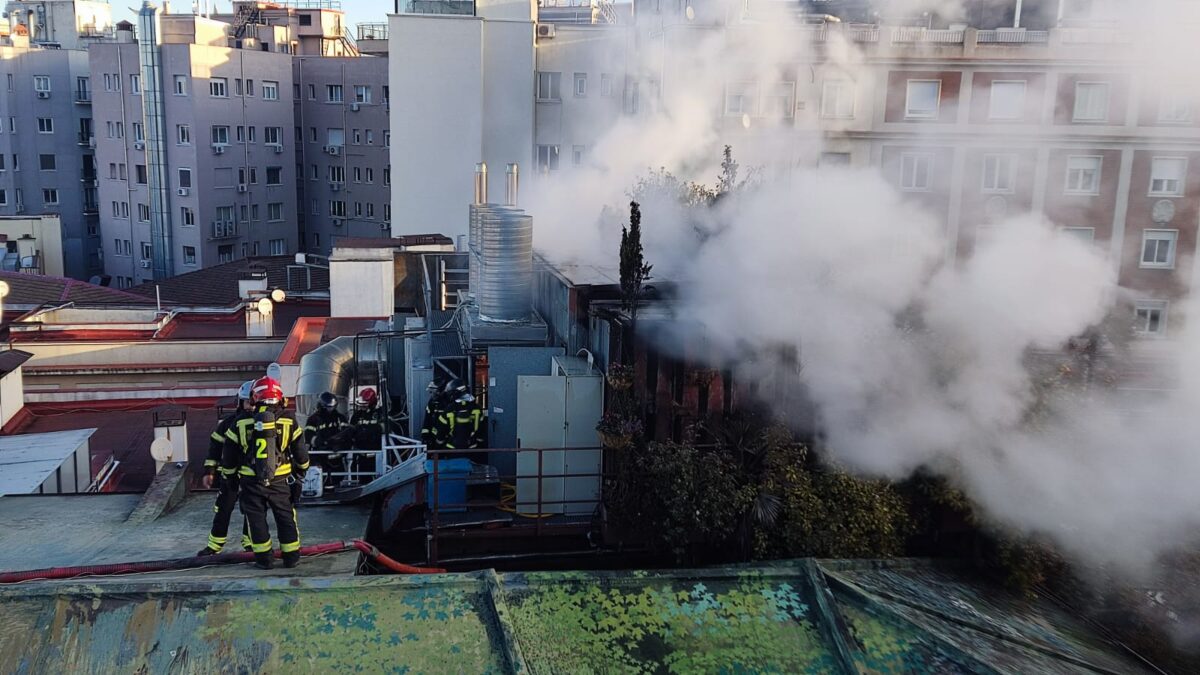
[
  {"x1": 138, "y1": 1, "x2": 174, "y2": 278},
  {"x1": 1014, "y1": 0, "x2": 1023, "y2": 28}
]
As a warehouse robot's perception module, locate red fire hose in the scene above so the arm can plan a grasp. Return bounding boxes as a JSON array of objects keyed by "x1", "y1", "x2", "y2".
[{"x1": 0, "y1": 539, "x2": 445, "y2": 584}]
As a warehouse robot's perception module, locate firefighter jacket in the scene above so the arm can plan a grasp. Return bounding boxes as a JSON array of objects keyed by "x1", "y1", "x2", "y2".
[
  {"x1": 436, "y1": 403, "x2": 485, "y2": 450},
  {"x1": 223, "y1": 404, "x2": 309, "y2": 484},
  {"x1": 304, "y1": 408, "x2": 349, "y2": 451},
  {"x1": 204, "y1": 409, "x2": 242, "y2": 476},
  {"x1": 421, "y1": 394, "x2": 449, "y2": 447},
  {"x1": 350, "y1": 407, "x2": 386, "y2": 450}
]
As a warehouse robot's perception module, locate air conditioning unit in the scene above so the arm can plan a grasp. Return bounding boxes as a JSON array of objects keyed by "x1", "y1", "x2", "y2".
[
  {"x1": 212, "y1": 144, "x2": 226, "y2": 154},
  {"x1": 325, "y1": 145, "x2": 341, "y2": 156},
  {"x1": 177, "y1": 187, "x2": 189, "y2": 196},
  {"x1": 379, "y1": 221, "x2": 389, "y2": 230},
  {"x1": 87, "y1": 136, "x2": 96, "y2": 148},
  {"x1": 536, "y1": 23, "x2": 555, "y2": 39},
  {"x1": 271, "y1": 144, "x2": 283, "y2": 154},
  {"x1": 350, "y1": 102, "x2": 360, "y2": 112},
  {"x1": 330, "y1": 182, "x2": 341, "y2": 192},
  {"x1": 133, "y1": 141, "x2": 145, "y2": 150},
  {"x1": 237, "y1": 184, "x2": 247, "y2": 193},
  {"x1": 139, "y1": 260, "x2": 151, "y2": 268},
  {"x1": 332, "y1": 218, "x2": 343, "y2": 227},
  {"x1": 36, "y1": 91, "x2": 50, "y2": 99}
]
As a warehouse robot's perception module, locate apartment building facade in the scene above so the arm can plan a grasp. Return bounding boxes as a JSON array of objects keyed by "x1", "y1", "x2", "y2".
[
  {"x1": 390, "y1": 0, "x2": 1200, "y2": 337},
  {"x1": 295, "y1": 55, "x2": 391, "y2": 252}
]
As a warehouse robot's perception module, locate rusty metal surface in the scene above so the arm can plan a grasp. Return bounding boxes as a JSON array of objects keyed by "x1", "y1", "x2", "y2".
[{"x1": 0, "y1": 558, "x2": 1156, "y2": 674}]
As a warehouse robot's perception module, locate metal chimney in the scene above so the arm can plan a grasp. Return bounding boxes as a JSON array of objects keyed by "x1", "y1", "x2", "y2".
[
  {"x1": 473, "y1": 162, "x2": 488, "y2": 205},
  {"x1": 504, "y1": 163, "x2": 519, "y2": 206},
  {"x1": 478, "y1": 207, "x2": 532, "y2": 323}
]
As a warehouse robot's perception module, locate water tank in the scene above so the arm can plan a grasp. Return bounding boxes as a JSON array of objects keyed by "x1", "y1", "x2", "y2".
[{"x1": 478, "y1": 207, "x2": 532, "y2": 323}]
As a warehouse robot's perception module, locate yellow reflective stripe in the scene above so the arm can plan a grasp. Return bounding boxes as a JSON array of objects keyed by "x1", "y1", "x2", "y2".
[
  {"x1": 257, "y1": 422, "x2": 277, "y2": 430},
  {"x1": 224, "y1": 428, "x2": 238, "y2": 442},
  {"x1": 237, "y1": 466, "x2": 255, "y2": 476},
  {"x1": 297, "y1": 461, "x2": 310, "y2": 471},
  {"x1": 275, "y1": 463, "x2": 292, "y2": 476},
  {"x1": 203, "y1": 459, "x2": 217, "y2": 467},
  {"x1": 280, "y1": 540, "x2": 300, "y2": 553},
  {"x1": 251, "y1": 540, "x2": 273, "y2": 553},
  {"x1": 291, "y1": 428, "x2": 303, "y2": 441},
  {"x1": 210, "y1": 431, "x2": 224, "y2": 442},
  {"x1": 218, "y1": 467, "x2": 236, "y2": 476}
]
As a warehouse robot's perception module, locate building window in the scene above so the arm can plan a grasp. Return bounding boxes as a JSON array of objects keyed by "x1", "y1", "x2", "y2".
[
  {"x1": 536, "y1": 144, "x2": 559, "y2": 171},
  {"x1": 0, "y1": 189, "x2": 7, "y2": 206},
  {"x1": 36, "y1": 117, "x2": 53, "y2": 133},
  {"x1": 355, "y1": 202, "x2": 363, "y2": 217},
  {"x1": 183, "y1": 245, "x2": 196, "y2": 265},
  {"x1": 137, "y1": 203, "x2": 150, "y2": 221},
  {"x1": 327, "y1": 84, "x2": 343, "y2": 103},
  {"x1": 899, "y1": 152, "x2": 932, "y2": 191},
  {"x1": 905, "y1": 80, "x2": 941, "y2": 119},
  {"x1": 140, "y1": 242, "x2": 152, "y2": 259},
  {"x1": 329, "y1": 165, "x2": 345, "y2": 183},
  {"x1": 234, "y1": 78, "x2": 243, "y2": 96},
  {"x1": 1073, "y1": 82, "x2": 1109, "y2": 122},
  {"x1": 178, "y1": 168, "x2": 192, "y2": 188},
  {"x1": 177, "y1": 124, "x2": 191, "y2": 145},
  {"x1": 1061, "y1": 227, "x2": 1095, "y2": 243},
  {"x1": 1140, "y1": 229, "x2": 1178, "y2": 269},
  {"x1": 310, "y1": 164, "x2": 319, "y2": 180},
  {"x1": 366, "y1": 167, "x2": 374, "y2": 183},
  {"x1": 38, "y1": 154, "x2": 55, "y2": 171},
  {"x1": 354, "y1": 85, "x2": 371, "y2": 103},
  {"x1": 763, "y1": 82, "x2": 796, "y2": 118},
  {"x1": 266, "y1": 166, "x2": 282, "y2": 185},
  {"x1": 724, "y1": 81, "x2": 757, "y2": 116},
  {"x1": 600, "y1": 73, "x2": 612, "y2": 97},
  {"x1": 173, "y1": 74, "x2": 188, "y2": 95},
  {"x1": 821, "y1": 80, "x2": 855, "y2": 119},
  {"x1": 327, "y1": 128, "x2": 345, "y2": 146},
  {"x1": 135, "y1": 164, "x2": 148, "y2": 184},
  {"x1": 132, "y1": 122, "x2": 144, "y2": 142},
  {"x1": 263, "y1": 80, "x2": 279, "y2": 100},
  {"x1": 1149, "y1": 157, "x2": 1186, "y2": 196},
  {"x1": 383, "y1": 130, "x2": 390, "y2": 147},
  {"x1": 1159, "y1": 91, "x2": 1191, "y2": 123},
  {"x1": 988, "y1": 80, "x2": 1025, "y2": 120},
  {"x1": 353, "y1": 167, "x2": 362, "y2": 183},
  {"x1": 1134, "y1": 300, "x2": 1168, "y2": 336},
  {"x1": 181, "y1": 206, "x2": 195, "y2": 226},
  {"x1": 210, "y1": 77, "x2": 228, "y2": 97},
  {"x1": 245, "y1": 79, "x2": 254, "y2": 96},
  {"x1": 247, "y1": 126, "x2": 256, "y2": 143},
  {"x1": 366, "y1": 130, "x2": 374, "y2": 145},
  {"x1": 572, "y1": 145, "x2": 586, "y2": 166},
  {"x1": 536, "y1": 72, "x2": 561, "y2": 102},
  {"x1": 1065, "y1": 155, "x2": 1101, "y2": 195},
  {"x1": 264, "y1": 126, "x2": 281, "y2": 145},
  {"x1": 307, "y1": 84, "x2": 316, "y2": 100},
  {"x1": 236, "y1": 126, "x2": 245, "y2": 143},
  {"x1": 268, "y1": 202, "x2": 283, "y2": 221},
  {"x1": 367, "y1": 203, "x2": 375, "y2": 218},
  {"x1": 329, "y1": 200, "x2": 346, "y2": 217},
  {"x1": 33, "y1": 75, "x2": 50, "y2": 93},
  {"x1": 118, "y1": 163, "x2": 126, "y2": 180},
  {"x1": 384, "y1": 204, "x2": 391, "y2": 221},
  {"x1": 41, "y1": 188, "x2": 58, "y2": 205},
  {"x1": 218, "y1": 245, "x2": 233, "y2": 263},
  {"x1": 981, "y1": 154, "x2": 1016, "y2": 193},
  {"x1": 574, "y1": 73, "x2": 587, "y2": 97},
  {"x1": 352, "y1": 129, "x2": 361, "y2": 145},
  {"x1": 130, "y1": 74, "x2": 140, "y2": 94},
  {"x1": 211, "y1": 125, "x2": 230, "y2": 145}
]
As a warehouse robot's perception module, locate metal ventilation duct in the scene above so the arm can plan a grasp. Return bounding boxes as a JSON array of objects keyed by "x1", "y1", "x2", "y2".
[{"x1": 478, "y1": 207, "x2": 532, "y2": 323}]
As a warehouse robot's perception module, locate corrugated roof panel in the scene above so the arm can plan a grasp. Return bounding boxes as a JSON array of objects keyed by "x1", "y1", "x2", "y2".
[{"x1": 0, "y1": 428, "x2": 94, "y2": 495}]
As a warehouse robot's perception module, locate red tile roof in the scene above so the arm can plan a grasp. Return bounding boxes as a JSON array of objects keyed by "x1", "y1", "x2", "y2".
[{"x1": 0, "y1": 271, "x2": 155, "y2": 307}]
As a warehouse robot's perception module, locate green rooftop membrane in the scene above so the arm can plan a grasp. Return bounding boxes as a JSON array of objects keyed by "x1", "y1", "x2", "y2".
[{"x1": 0, "y1": 560, "x2": 1154, "y2": 674}]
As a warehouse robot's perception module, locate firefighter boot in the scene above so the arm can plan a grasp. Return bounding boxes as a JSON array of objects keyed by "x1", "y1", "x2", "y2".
[
  {"x1": 197, "y1": 547, "x2": 219, "y2": 557},
  {"x1": 282, "y1": 551, "x2": 301, "y2": 568},
  {"x1": 253, "y1": 552, "x2": 274, "y2": 570}
]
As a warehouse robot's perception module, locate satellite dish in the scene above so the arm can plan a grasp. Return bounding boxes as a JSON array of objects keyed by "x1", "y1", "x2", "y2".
[
  {"x1": 0, "y1": 280, "x2": 9, "y2": 298},
  {"x1": 256, "y1": 298, "x2": 273, "y2": 315},
  {"x1": 741, "y1": 113, "x2": 751, "y2": 129},
  {"x1": 150, "y1": 438, "x2": 173, "y2": 462},
  {"x1": 685, "y1": 5, "x2": 694, "y2": 20},
  {"x1": 270, "y1": 288, "x2": 286, "y2": 303},
  {"x1": 266, "y1": 362, "x2": 282, "y2": 380}
]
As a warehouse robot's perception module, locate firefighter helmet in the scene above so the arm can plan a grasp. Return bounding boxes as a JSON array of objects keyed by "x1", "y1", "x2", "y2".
[
  {"x1": 357, "y1": 387, "x2": 378, "y2": 408},
  {"x1": 252, "y1": 376, "x2": 283, "y2": 405},
  {"x1": 237, "y1": 380, "x2": 254, "y2": 401},
  {"x1": 318, "y1": 391, "x2": 337, "y2": 410}
]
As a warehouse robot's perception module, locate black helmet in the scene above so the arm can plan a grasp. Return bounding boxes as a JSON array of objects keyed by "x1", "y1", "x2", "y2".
[
  {"x1": 443, "y1": 379, "x2": 466, "y2": 396},
  {"x1": 318, "y1": 392, "x2": 337, "y2": 410}
]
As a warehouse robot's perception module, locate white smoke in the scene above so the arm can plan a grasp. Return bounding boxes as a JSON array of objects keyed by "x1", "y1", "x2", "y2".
[{"x1": 524, "y1": 1, "x2": 1200, "y2": 574}]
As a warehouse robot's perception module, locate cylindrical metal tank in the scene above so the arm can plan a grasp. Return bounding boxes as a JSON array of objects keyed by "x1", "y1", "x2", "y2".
[{"x1": 478, "y1": 207, "x2": 532, "y2": 323}]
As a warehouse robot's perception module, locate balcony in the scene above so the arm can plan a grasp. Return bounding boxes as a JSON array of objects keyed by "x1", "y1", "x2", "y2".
[
  {"x1": 77, "y1": 133, "x2": 95, "y2": 146},
  {"x1": 74, "y1": 90, "x2": 91, "y2": 104},
  {"x1": 976, "y1": 29, "x2": 1050, "y2": 44}
]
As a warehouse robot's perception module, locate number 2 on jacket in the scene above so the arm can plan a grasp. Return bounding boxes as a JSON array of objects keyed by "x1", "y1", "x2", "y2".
[{"x1": 255, "y1": 438, "x2": 268, "y2": 459}]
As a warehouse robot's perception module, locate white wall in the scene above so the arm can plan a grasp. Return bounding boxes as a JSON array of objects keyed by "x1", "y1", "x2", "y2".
[
  {"x1": 330, "y1": 252, "x2": 394, "y2": 317},
  {"x1": 482, "y1": 21, "x2": 536, "y2": 190},
  {"x1": 0, "y1": 366, "x2": 23, "y2": 428},
  {"x1": 390, "y1": 15, "x2": 485, "y2": 238}
]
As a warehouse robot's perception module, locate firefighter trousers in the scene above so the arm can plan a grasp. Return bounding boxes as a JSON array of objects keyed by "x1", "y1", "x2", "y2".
[
  {"x1": 206, "y1": 474, "x2": 250, "y2": 553},
  {"x1": 240, "y1": 478, "x2": 300, "y2": 554}
]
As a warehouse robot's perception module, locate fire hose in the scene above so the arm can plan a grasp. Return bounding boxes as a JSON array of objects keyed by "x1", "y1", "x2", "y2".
[{"x1": 0, "y1": 539, "x2": 445, "y2": 584}]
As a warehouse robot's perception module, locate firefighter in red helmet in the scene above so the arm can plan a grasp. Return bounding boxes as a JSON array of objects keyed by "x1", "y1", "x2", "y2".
[{"x1": 224, "y1": 376, "x2": 308, "y2": 569}]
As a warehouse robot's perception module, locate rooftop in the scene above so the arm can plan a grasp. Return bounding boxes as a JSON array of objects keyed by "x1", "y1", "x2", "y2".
[
  {"x1": 127, "y1": 256, "x2": 330, "y2": 306},
  {"x1": 0, "y1": 556, "x2": 1153, "y2": 672},
  {"x1": 0, "y1": 428, "x2": 94, "y2": 495},
  {"x1": 0, "y1": 271, "x2": 153, "y2": 309},
  {"x1": 333, "y1": 234, "x2": 454, "y2": 250}
]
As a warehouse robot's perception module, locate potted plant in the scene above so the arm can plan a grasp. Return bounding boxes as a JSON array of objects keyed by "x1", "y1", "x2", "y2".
[
  {"x1": 596, "y1": 412, "x2": 643, "y2": 449},
  {"x1": 606, "y1": 362, "x2": 634, "y2": 391}
]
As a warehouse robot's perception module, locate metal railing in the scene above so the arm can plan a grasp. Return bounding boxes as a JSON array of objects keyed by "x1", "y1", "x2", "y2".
[
  {"x1": 356, "y1": 22, "x2": 388, "y2": 40},
  {"x1": 310, "y1": 433, "x2": 425, "y2": 487},
  {"x1": 976, "y1": 29, "x2": 1049, "y2": 44},
  {"x1": 426, "y1": 446, "x2": 606, "y2": 564},
  {"x1": 891, "y1": 27, "x2": 964, "y2": 44}
]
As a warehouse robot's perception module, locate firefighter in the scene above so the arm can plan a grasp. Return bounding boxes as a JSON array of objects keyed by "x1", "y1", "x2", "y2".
[
  {"x1": 198, "y1": 380, "x2": 254, "y2": 556},
  {"x1": 436, "y1": 384, "x2": 485, "y2": 456},
  {"x1": 304, "y1": 391, "x2": 350, "y2": 473},
  {"x1": 226, "y1": 376, "x2": 308, "y2": 570},
  {"x1": 420, "y1": 380, "x2": 449, "y2": 447},
  {"x1": 349, "y1": 387, "x2": 386, "y2": 451}
]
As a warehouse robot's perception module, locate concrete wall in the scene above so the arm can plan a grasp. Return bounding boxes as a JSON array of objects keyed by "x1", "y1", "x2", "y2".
[
  {"x1": 330, "y1": 248, "x2": 393, "y2": 317},
  {"x1": 0, "y1": 364, "x2": 23, "y2": 428},
  {"x1": 7, "y1": 338, "x2": 284, "y2": 368}
]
